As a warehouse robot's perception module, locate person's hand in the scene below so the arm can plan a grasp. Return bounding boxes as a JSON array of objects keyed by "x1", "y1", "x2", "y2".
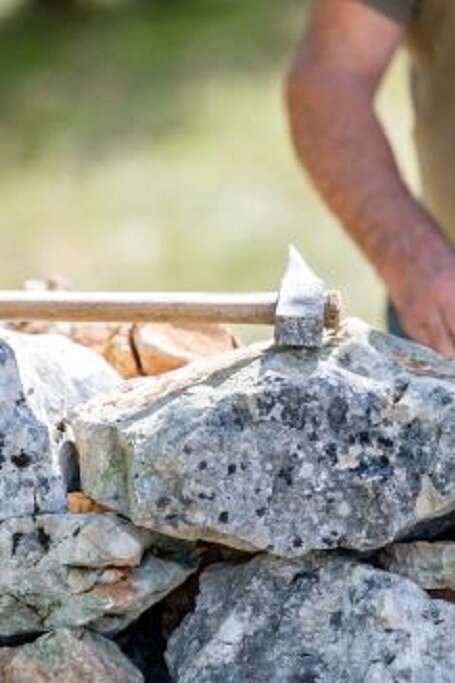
[{"x1": 387, "y1": 236, "x2": 455, "y2": 359}]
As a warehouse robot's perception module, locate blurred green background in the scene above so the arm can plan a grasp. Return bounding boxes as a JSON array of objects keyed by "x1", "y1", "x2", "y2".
[{"x1": 0, "y1": 0, "x2": 418, "y2": 337}]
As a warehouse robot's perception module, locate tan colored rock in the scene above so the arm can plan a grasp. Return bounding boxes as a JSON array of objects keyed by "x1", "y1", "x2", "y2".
[
  {"x1": 7, "y1": 319, "x2": 240, "y2": 379},
  {"x1": 0, "y1": 628, "x2": 143, "y2": 682},
  {"x1": 132, "y1": 322, "x2": 240, "y2": 375},
  {"x1": 63, "y1": 323, "x2": 117, "y2": 357},
  {"x1": 67, "y1": 492, "x2": 112, "y2": 514},
  {"x1": 104, "y1": 324, "x2": 140, "y2": 378}
]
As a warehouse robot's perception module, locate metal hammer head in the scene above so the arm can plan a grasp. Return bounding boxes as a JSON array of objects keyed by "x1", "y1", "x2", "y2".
[{"x1": 274, "y1": 245, "x2": 341, "y2": 348}]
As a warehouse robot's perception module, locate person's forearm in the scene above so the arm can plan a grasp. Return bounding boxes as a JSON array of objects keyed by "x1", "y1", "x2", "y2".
[{"x1": 286, "y1": 66, "x2": 452, "y2": 294}]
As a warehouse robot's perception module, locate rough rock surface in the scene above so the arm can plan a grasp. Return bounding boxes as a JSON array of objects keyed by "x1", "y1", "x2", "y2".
[
  {"x1": 167, "y1": 553, "x2": 455, "y2": 683},
  {"x1": 0, "y1": 628, "x2": 144, "y2": 682},
  {"x1": 0, "y1": 329, "x2": 119, "y2": 521},
  {"x1": 74, "y1": 319, "x2": 455, "y2": 556},
  {"x1": 0, "y1": 513, "x2": 196, "y2": 637},
  {"x1": 380, "y1": 542, "x2": 455, "y2": 592}
]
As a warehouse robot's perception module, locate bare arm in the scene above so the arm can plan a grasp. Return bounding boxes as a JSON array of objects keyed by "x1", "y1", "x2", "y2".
[{"x1": 287, "y1": 0, "x2": 455, "y2": 357}]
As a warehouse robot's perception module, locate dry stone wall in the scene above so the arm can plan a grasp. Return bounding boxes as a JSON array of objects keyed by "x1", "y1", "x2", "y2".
[{"x1": 5, "y1": 320, "x2": 455, "y2": 680}]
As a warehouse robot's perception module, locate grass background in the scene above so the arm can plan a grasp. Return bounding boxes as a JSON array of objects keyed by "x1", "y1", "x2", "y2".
[{"x1": 0, "y1": 0, "x2": 418, "y2": 339}]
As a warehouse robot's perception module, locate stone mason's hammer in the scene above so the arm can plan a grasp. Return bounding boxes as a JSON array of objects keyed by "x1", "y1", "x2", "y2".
[{"x1": 0, "y1": 246, "x2": 341, "y2": 348}]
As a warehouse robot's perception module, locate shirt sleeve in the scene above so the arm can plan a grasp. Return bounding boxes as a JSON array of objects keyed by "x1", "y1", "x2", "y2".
[{"x1": 356, "y1": 0, "x2": 419, "y2": 25}]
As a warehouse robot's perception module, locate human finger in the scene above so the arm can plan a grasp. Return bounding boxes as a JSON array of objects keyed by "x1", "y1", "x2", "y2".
[
  {"x1": 400, "y1": 311, "x2": 433, "y2": 350},
  {"x1": 425, "y1": 310, "x2": 455, "y2": 359}
]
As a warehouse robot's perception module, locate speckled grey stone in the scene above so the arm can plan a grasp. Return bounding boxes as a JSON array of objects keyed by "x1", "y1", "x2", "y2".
[
  {"x1": 0, "y1": 329, "x2": 119, "y2": 520},
  {"x1": 0, "y1": 628, "x2": 144, "y2": 682},
  {"x1": 166, "y1": 553, "x2": 455, "y2": 683},
  {"x1": 74, "y1": 318, "x2": 455, "y2": 557},
  {"x1": 0, "y1": 513, "x2": 196, "y2": 637}
]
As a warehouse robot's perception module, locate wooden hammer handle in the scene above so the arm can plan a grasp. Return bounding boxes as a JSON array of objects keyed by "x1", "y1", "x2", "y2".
[
  {"x1": 0, "y1": 291, "x2": 278, "y2": 324},
  {"x1": 0, "y1": 289, "x2": 341, "y2": 328}
]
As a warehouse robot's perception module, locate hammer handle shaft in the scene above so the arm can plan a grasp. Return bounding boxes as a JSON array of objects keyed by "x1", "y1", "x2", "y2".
[{"x1": 0, "y1": 291, "x2": 278, "y2": 324}]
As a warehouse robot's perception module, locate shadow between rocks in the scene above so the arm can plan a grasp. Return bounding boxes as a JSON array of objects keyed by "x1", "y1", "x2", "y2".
[
  {"x1": 114, "y1": 603, "x2": 172, "y2": 683},
  {"x1": 114, "y1": 542, "x2": 252, "y2": 681}
]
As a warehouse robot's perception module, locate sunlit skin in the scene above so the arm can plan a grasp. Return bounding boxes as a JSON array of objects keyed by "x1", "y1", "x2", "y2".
[{"x1": 287, "y1": 0, "x2": 455, "y2": 359}]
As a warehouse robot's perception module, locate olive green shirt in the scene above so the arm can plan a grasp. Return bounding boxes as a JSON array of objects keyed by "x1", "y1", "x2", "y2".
[{"x1": 357, "y1": 0, "x2": 455, "y2": 248}]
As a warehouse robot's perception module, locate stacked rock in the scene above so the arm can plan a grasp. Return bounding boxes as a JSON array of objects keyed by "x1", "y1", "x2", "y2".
[
  {"x1": 0, "y1": 328, "x2": 198, "y2": 682},
  {"x1": 6, "y1": 317, "x2": 455, "y2": 681}
]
